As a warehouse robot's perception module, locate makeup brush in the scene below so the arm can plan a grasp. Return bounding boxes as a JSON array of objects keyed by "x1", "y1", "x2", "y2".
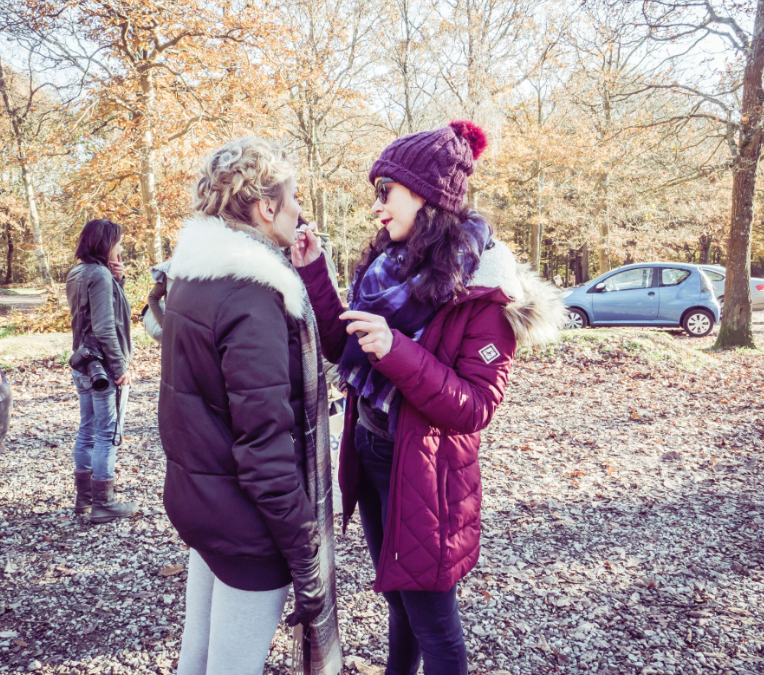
[{"x1": 297, "y1": 215, "x2": 330, "y2": 238}]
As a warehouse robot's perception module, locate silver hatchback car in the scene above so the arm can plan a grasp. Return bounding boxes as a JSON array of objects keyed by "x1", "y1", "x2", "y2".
[{"x1": 699, "y1": 265, "x2": 764, "y2": 311}]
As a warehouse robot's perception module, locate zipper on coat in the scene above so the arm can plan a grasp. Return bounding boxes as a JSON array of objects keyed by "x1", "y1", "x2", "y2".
[
  {"x1": 375, "y1": 415, "x2": 402, "y2": 585},
  {"x1": 393, "y1": 429, "x2": 406, "y2": 558},
  {"x1": 377, "y1": 316, "x2": 440, "y2": 579}
]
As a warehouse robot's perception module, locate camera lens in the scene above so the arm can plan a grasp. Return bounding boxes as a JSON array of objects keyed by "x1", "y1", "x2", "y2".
[{"x1": 87, "y1": 360, "x2": 110, "y2": 392}]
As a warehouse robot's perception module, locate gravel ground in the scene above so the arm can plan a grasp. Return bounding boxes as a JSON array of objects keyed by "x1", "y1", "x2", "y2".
[{"x1": 1, "y1": 318, "x2": 763, "y2": 675}]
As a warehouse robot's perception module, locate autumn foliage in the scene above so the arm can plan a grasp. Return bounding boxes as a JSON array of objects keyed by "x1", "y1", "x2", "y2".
[{"x1": 0, "y1": 0, "x2": 761, "y2": 328}]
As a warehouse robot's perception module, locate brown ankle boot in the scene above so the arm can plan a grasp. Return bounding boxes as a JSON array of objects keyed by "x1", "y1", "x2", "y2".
[
  {"x1": 74, "y1": 470, "x2": 92, "y2": 514},
  {"x1": 89, "y1": 478, "x2": 139, "y2": 524}
]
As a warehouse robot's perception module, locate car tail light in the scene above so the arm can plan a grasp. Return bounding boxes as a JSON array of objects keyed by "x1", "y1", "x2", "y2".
[{"x1": 757, "y1": 285, "x2": 764, "y2": 292}]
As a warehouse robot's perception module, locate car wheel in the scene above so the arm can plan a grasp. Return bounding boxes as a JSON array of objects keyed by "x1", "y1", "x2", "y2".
[
  {"x1": 682, "y1": 309, "x2": 714, "y2": 337},
  {"x1": 565, "y1": 308, "x2": 588, "y2": 329}
]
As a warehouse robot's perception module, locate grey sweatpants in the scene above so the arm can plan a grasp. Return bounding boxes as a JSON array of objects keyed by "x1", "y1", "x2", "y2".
[{"x1": 177, "y1": 548, "x2": 290, "y2": 675}]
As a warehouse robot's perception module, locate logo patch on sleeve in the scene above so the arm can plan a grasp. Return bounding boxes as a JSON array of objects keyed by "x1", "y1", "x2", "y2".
[{"x1": 479, "y1": 343, "x2": 500, "y2": 364}]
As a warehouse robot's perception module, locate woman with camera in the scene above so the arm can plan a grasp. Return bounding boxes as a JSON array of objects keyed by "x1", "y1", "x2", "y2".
[{"x1": 66, "y1": 218, "x2": 138, "y2": 524}]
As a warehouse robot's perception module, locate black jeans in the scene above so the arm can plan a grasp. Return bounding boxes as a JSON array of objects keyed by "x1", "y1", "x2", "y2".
[{"x1": 355, "y1": 424, "x2": 468, "y2": 675}]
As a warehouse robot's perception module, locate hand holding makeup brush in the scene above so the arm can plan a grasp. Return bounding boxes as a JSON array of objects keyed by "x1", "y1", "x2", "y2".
[{"x1": 291, "y1": 215, "x2": 324, "y2": 268}]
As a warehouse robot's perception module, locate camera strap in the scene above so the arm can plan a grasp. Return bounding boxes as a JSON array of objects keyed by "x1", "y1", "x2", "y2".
[{"x1": 112, "y1": 385, "x2": 123, "y2": 447}]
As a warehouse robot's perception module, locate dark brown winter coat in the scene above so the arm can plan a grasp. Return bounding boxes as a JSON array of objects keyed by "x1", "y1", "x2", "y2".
[{"x1": 159, "y1": 216, "x2": 318, "y2": 591}]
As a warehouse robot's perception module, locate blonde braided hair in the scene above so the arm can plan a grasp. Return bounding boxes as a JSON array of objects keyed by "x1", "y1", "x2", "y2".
[{"x1": 194, "y1": 136, "x2": 293, "y2": 227}]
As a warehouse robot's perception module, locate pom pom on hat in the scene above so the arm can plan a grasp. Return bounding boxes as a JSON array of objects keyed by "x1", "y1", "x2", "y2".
[{"x1": 449, "y1": 120, "x2": 487, "y2": 160}]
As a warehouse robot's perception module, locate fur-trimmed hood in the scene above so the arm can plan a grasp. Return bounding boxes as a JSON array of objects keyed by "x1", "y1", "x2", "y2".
[
  {"x1": 168, "y1": 215, "x2": 307, "y2": 319},
  {"x1": 470, "y1": 239, "x2": 567, "y2": 347}
]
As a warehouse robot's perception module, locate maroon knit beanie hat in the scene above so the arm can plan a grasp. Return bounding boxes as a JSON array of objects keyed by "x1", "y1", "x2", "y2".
[{"x1": 368, "y1": 120, "x2": 487, "y2": 213}]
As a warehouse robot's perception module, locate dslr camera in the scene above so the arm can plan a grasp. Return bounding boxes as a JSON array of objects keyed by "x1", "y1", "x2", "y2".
[{"x1": 69, "y1": 340, "x2": 109, "y2": 391}]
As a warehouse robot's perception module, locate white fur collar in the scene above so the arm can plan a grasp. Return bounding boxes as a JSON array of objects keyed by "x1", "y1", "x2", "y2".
[
  {"x1": 470, "y1": 240, "x2": 525, "y2": 301},
  {"x1": 168, "y1": 215, "x2": 306, "y2": 319},
  {"x1": 469, "y1": 240, "x2": 567, "y2": 347}
]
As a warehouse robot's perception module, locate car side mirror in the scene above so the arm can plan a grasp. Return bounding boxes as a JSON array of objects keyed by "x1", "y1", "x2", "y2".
[{"x1": 595, "y1": 282, "x2": 606, "y2": 291}]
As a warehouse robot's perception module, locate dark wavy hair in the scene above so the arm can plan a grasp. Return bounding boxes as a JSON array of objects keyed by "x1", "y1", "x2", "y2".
[
  {"x1": 355, "y1": 205, "x2": 486, "y2": 306},
  {"x1": 75, "y1": 219, "x2": 122, "y2": 265}
]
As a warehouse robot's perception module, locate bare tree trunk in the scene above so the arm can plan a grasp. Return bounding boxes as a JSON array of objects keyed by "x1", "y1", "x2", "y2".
[
  {"x1": 466, "y1": 5, "x2": 476, "y2": 116},
  {"x1": 596, "y1": 74, "x2": 612, "y2": 276},
  {"x1": 596, "y1": 171, "x2": 610, "y2": 274},
  {"x1": 714, "y1": 0, "x2": 764, "y2": 349},
  {"x1": 18, "y1": 162, "x2": 52, "y2": 285},
  {"x1": 531, "y1": 92, "x2": 545, "y2": 273},
  {"x1": 530, "y1": 224, "x2": 542, "y2": 272},
  {"x1": 0, "y1": 60, "x2": 52, "y2": 284},
  {"x1": 5, "y1": 222, "x2": 12, "y2": 284},
  {"x1": 342, "y1": 204, "x2": 349, "y2": 285},
  {"x1": 316, "y1": 186, "x2": 326, "y2": 234},
  {"x1": 530, "y1": 168, "x2": 544, "y2": 271},
  {"x1": 21, "y1": 168, "x2": 50, "y2": 284},
  {"x1": 308, "y1": 179, "x2": 327, "y2": 232},
  {"x1": 305, "y1": 127, "x2": 328, "y2": 232},
  {"x1": 466, "y1": 182, "x2": 479, "y2": 210},
  {"x1": 401, "y1": 0, "x2": 415, "y2": 133},
  {"x1": 699, "y1": 233, "x2": 713, "y2": 264},
  {"x1": 139, "y1": 68, "x2": 163, "y2": 264},
  {"x1": 581, "y1": 242, "x2": 590, "y2": 283}
]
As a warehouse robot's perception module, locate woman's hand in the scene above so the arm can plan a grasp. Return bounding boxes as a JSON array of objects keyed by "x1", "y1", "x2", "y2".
[
  {"x1": 291, "y1": 221, "x2": 322, "y2": 268},
  {"x1": 108, "y1": 252, "x2": 125, "y2": 281},
  {"x1": 116, "y1": 371, "x2": 131, "y2": 387},
  {"x1": 340, "y1": 310, "x2": 393, "y2": 360}
]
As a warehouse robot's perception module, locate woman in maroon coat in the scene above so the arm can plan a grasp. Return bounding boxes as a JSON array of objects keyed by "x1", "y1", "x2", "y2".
[{"x1": 293, "y1": 121, "x2": 565, "y2": 674}]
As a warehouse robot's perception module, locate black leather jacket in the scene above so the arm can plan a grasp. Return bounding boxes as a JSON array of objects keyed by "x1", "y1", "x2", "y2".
[{"x1": 66, "y1": 263, "x2": 132, "y2": 379}]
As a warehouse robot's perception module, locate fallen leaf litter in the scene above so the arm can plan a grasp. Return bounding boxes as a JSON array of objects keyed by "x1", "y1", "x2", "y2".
[{"x1": 1, "y1": 319, "x2": 763, "y2": 674}]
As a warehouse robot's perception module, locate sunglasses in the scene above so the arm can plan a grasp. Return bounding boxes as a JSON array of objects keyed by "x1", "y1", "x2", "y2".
[{"x1": 374, "y1": 177, "x2": 394, "y2": 204}]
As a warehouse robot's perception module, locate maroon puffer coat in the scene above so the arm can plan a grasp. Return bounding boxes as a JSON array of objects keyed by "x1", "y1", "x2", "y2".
[{"x1": 298, "y1": 241, "x2": 563, "y2": 592}]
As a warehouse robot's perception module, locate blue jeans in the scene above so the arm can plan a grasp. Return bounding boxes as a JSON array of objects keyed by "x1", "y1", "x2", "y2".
[
  {"x1": 72, "y1": 370, "x2": 128, "y2": 481},
  {"x1": 355, "y1": 425, "x2": 468, "y2": 675}
]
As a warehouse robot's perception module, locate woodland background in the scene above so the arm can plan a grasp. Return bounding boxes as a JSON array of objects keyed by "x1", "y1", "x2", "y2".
[{"x1": 0, "y1": 0, "x2": 761, "y2": 290}]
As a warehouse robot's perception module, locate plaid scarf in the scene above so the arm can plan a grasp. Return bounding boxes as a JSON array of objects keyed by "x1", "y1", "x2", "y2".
[
  {"x1": 297, "y1": 300, "x2": 342, "y2": 675},
  {"x1": 339, "y1": 214, "x2": 491, "y2": 434},
  {"x1": 242, "y1": 227, "x2": 342, "y2": 675}
]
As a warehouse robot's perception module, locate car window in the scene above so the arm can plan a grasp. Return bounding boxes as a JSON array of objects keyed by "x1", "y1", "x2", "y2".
[
  {"x1": 603, "y1": 268, "x2": 654, "y2": 292},
  {"x1": 661, "y1": 268, "x2": 691, "y2": 287},
  {"x1": 704, "y1": 270, "x2": 725, "y2": 282}
]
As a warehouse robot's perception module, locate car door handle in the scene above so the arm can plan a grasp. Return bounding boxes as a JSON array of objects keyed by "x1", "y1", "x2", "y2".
[{"x1": 648, "y1": 292, "x2": 655, "y2": 296}]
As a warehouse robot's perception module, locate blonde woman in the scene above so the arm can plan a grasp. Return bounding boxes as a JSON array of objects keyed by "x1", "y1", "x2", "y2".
[{"x1": 159, "y1": 137, "x2": 341, "y2": 675}]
